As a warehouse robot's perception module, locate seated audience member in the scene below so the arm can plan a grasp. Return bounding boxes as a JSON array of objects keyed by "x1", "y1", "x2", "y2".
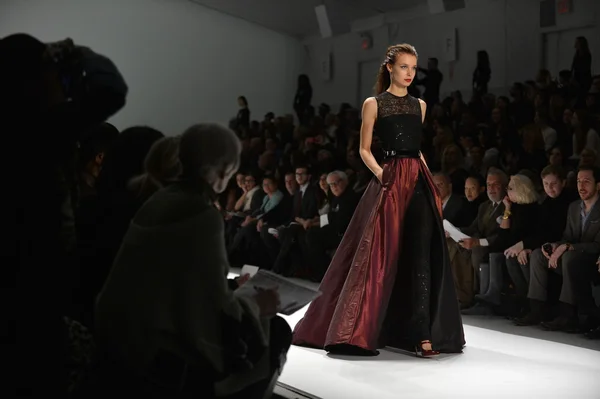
[
  {"x1": 81, "y1": 135, "x2": 182, "y2": 327},
  {"x1": 433, "y1": 172, "x2": 466, "y2": 226},
  {"x1": 86, "y1": 126, "x2": 165, "y2": 325},
  {"x1": 78, "y1": 122, "x2": 120, "y2": 200},
  {"x1": 219, "y1": 172, "x2": 245, "y2": 212},
  {"x1": 312, "y1": 172, "x2": 332, "y2": 221},
  {"x1": 460, "y1": 174, "x2": 487, "y2": 225},
  {"x1": 127, "y1": 136, "x2": 182, "y2": 204},
  {"x1": 441, "y1": 144, "x2": 470, "y2": 196},
  {"x1": 473, "y1": 174, "x2": 539, "y2": 314},
  {"x1": 261, "y1": 165, "x2": 319, "y2": 275},
  {"x1": 507, "y1": 166, "x2": 573, "y2": 319},
  {"x1": 93, "y1": 124, "x2": 291, "y2": 398},
  {"x1": 467, "y1": 145, "x2": 487, "y2": 179},
  {"x1": 228, "y1": 176, "x2": 284, "y2": 266},
  {"x1": 517, "y1": 166, "x2": 600, "y2": 332},
  {"x1": 448, "y1": 168, "x2": 507, "y2": 310},
  {"x1": 226, "y1": 170, "x2": 265, "y2": 244},
  {"x1": 304, "y1": 171, "x2": 359, "y2": 281}
]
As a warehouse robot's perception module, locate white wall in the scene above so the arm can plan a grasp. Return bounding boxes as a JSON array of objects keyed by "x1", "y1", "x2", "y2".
[
  {"x1": 305, "y1": 0, "x2": 600, "y2": 110},
  {"x1": 0, "y1": 0, "x2": 305, "y2": 134}
]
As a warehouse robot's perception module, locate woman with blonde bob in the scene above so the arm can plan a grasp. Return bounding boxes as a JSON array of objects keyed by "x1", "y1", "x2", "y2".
[
  {"x1": 128, "y1": 136, "x2": 182, "y2": 203},
  {"x1": 476, "y1": 174, "x2": 540, "y2": 307}
]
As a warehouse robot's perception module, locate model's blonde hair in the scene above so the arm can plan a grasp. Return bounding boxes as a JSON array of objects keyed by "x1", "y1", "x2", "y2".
[{"x1": 508, "y1": 174, "x2": 538, "y2": 204}]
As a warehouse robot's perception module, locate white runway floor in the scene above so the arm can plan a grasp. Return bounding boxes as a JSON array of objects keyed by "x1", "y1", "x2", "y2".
[{"x1": 229, "y1": 270, "x2": 600, "y2": 399}]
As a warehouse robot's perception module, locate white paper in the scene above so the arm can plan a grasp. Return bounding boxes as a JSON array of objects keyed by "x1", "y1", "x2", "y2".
[
  {"x1": 241, "y1": 265, "x2": 259, "y2": 277},
  {"x1": 234, "y1": 270, "x2": 322, "y2": 316},
  {"x1": 320, "y1": 213, "x2": 329, "y2": 227},
  {"x1": 443, "y1": 219, "x2": 471, "y2": 242}
]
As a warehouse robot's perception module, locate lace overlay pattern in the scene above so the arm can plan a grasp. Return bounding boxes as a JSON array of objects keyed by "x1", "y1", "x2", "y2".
[
  {"x1": 374, "y1": 92, "x2": 423, "y2": 152},
  {"x1": 376, "y1": 92, "x2": 421, "y2": 119}
]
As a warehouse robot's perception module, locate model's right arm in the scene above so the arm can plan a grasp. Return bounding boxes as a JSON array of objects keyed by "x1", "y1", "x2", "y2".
[{"x1": 359, "y1": 97, "x2": 383, "y2": 182}]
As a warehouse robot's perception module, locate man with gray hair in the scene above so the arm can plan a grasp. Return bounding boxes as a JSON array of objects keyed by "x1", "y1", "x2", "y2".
[
  {"x1": 445, "y1": 167, "x2": 507, "y2": 311},
  {"x1": 304, "y1": 170, "x2": 359, "y2": 281}
]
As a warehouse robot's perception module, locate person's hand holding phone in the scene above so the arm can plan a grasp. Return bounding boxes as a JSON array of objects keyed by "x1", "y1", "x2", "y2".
[{"x1": 541, "y1": 243, "x2": 556, "y2": 259}]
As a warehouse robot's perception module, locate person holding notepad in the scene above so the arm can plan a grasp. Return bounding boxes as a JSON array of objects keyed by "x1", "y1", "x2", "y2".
[{"x1": 93, "y1": 124, "x2": 291, "y2": 398}]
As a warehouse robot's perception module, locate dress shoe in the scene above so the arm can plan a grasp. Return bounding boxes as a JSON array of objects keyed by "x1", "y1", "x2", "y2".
[
  {"x1": 514, "y1": 312, "x2": 541, "y2": 326},
  {"x1": 584, "y1": 326, "x2": 600, "y2": 340},
  {"x1": 461, "y1": 303, "x2": 494, "y2": 316},
  {"x1": 541, "y1": 316, "x2": 578, "y2": 332}
]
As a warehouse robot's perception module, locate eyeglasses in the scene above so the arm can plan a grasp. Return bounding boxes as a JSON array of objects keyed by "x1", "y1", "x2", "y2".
[{"x1": 328, "y1": 180, "x2": 342, "y2": 187}]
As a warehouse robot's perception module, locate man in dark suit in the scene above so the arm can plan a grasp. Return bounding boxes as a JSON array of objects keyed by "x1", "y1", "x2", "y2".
[
  {"x1": 304, "y1": 171, "x2": 359, "y2": 281},
  {"x1": 445, "y1": 168, "x2": 507, "y2": 310},
  {"x1": 261, "y1": 165, "x2": 319, "y2": 274},
  {"x1": 433, "y1": 172, "x2": 465, "y2": 226},
  {"x1": 518, "y1": 166, "x2": 600, "y2": 331}
]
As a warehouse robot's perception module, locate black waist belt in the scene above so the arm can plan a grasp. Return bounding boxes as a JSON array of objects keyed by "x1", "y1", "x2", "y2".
[{"x1": 383, "y1": 149, "x2": 420, "y2": 159}]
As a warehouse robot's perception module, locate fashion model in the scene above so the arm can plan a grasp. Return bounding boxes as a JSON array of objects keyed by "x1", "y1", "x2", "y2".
[{"x1": 292, "y1": 44, "x2": 465, "y2": 357}]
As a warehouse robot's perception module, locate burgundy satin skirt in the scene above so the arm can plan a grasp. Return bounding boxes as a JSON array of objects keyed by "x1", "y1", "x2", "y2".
[{"x1": 292, "y1": 157, "x2": 465, "y2": 354}]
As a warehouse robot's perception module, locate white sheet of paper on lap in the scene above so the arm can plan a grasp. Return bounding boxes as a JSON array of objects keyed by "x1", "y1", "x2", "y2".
[
  {"x1": 443, "y1": 219, "x2": 471, "y2": 242},
  {"x1": 241, "y1": 265, "x2": 259, "y2": 277},
  {"x1": 320, "y1": 214, "x2": 329, "y2": 227},
  {"x1": 234, "y1": 270, "x2": 322, "y2": 316}
]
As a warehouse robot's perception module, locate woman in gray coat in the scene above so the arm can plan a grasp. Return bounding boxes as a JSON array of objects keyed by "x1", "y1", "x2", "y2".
[{"x1": 92, "y1": 123, "x2": 290, "y2": 398}]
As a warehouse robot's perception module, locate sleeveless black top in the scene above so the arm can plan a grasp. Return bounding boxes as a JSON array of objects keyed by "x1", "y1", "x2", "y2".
[{"x1": 374, "y1": 92, "x2": 423, "y2": 153}]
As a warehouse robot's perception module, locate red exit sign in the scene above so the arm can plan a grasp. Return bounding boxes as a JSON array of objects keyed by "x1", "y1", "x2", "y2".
[{"x1": 558, "y1": 0, "x2": 572, "y2": 14}]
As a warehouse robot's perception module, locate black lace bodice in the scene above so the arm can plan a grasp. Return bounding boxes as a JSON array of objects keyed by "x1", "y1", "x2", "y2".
[{"x1": 374, "y1": 92, "x2": 423, "y2": 152}]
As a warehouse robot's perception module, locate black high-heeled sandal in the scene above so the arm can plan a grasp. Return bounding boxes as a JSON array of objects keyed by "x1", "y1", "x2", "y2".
[{"x1": 414, "y1": 340, "x2": 440, "y2": 358}]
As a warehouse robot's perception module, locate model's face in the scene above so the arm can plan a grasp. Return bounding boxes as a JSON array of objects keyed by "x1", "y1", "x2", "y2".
[{"x1": 387, "y1": 53, "x2": 418, "y2": 88}]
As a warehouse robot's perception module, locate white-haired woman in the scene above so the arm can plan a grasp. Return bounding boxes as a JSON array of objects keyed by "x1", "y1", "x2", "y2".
[
  {"x1": 92, "y1": 124, "x2": 290, "y2": 398},
  {"x1": 475, "y1": 174, "x2": 540, "y2": 307}
]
